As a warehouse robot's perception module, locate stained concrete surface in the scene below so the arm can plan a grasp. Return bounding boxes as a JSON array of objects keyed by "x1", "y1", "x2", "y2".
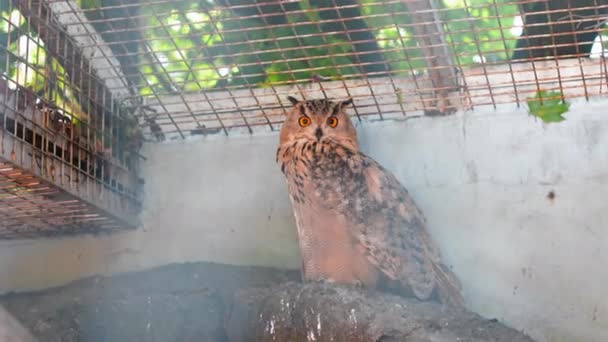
[{"x1": 1, "y1": 262, "x2": 532, "y2": 342}]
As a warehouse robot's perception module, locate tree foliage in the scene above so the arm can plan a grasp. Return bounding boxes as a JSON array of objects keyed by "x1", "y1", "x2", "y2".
[{"x1": 0, "y1": 4, "x2": 85, "y2": 119}]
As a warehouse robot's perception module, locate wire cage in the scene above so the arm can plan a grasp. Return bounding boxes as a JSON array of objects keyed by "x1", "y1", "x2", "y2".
[
  {"x1": 1, "y1": 0, "x2": 608, "y2": 236},
  {"x1": 0, "y1": 0, "x2": 143, "y2": 239},
  {"x1": 37, "y1": 0, "x2": 608, "y2": 140}
]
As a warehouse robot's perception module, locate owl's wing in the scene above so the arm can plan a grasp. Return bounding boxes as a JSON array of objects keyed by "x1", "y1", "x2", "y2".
[{"x1": 327, "y1": 148, "x2": 463, "y2": 306}]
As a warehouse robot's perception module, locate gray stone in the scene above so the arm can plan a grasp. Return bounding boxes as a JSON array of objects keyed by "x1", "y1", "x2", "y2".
[{"x1": 225, "y1": 282, "x2": 535, "y2": 342}]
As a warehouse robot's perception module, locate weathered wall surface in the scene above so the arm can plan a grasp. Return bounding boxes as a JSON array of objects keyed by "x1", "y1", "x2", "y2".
[{"x1": 1, "y1": 97, "x2": 607, "y2": 342}]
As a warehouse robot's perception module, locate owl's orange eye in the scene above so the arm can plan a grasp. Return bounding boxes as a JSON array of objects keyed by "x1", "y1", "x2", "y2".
[
  {"x1": 326, "y1": 116, "x2": 339, "y2": 128},
  {"x1": 298, "y1": 116, "x2": 311, "y2": 127}
]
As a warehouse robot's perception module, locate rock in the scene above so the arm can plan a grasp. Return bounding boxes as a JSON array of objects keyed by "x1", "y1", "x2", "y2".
[
  {"x1": 1, "y1": 262, "x2": 298, "y2": 342},
  {"x1": 225, "y1": 282, "x2": 535, "y2": 342},
  {"x1": 0, "y1": 304, "x2": 36, "y2": 342}
]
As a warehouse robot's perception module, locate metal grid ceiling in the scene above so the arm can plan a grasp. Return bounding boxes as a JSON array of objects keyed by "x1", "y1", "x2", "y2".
[{"x1": 40, "y1": 0, "x2": 608, "y2": 140}]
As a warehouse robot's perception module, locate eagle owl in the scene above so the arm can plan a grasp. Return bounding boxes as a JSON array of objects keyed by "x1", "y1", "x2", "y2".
[{"x1": 276, "y1": 96, "x2": 464, "y2": 306}]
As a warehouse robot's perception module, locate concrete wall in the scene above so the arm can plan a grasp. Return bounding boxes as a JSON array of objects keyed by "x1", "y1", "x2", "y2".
[{"x1": 1, "y1": 97, "x2": 607, "y2": 342}]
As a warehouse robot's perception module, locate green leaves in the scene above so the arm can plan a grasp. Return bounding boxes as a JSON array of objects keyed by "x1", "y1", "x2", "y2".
[
  {"x1": 440, "y1": 0, "x2": 519, "y2": 65},
  {"x1": 77, "y1": 0, "x2": 102, "y2": 9},
  {"x1": 526, "y1": 90, "x2": 570, "y2": 123}
]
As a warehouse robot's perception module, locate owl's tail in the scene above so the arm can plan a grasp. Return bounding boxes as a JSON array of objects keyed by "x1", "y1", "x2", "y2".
[{"x1": 432, "y1": 262, "x2": 465, "y2": 307}]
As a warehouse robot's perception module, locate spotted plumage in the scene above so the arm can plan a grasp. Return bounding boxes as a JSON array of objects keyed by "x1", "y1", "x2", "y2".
[{"x1": 277, "y1": 96, "x2": 464, "y2": 306}]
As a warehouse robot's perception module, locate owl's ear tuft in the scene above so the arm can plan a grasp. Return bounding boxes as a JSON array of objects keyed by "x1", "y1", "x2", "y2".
[
  {"x1": 340, "y1": 98, "x2": 353, "y2": 108},
  {"x1": 287, "y1": 96, "x2": 299, "y2": 106}
]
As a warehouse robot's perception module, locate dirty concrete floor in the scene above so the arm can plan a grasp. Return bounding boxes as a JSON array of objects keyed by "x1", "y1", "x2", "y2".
[
  {"x1": 0, "y1": 262, "x2": 298, "y2": 342},
  {"x1": 1, "y1": 262, "x2": 534, "y2": 342}
]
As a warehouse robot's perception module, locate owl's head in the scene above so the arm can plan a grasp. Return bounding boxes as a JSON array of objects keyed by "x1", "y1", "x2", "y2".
[{"x1": 279, "y1": 96, "x2": 358, "y2": 150}]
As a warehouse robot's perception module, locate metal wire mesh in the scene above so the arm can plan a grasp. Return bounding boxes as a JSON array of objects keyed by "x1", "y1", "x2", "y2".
[
  {"x1": 34, "y1": 0, "x2": 608, "y2": 140},
  {"x1": 1, "y1": 0, "x2": 608, "y2": 235},
  {"x1": 0, "y1": 160, "x2": 131, "y2": 239},
  {"x1": 0, "y1": 0, "x2": 142, "y2": 238}
]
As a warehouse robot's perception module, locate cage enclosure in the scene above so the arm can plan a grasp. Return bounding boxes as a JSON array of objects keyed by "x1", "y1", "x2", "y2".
[
  {"x1": 0, "y1": 0, "x2": 142, "y2": 239},
  {"x1": 1, "y1": 0, "x2": 608, "y2": 341}
]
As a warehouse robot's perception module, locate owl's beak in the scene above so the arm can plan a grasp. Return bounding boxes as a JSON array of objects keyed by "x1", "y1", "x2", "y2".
[{"x1": 315, "y1": 127, "x2": 323, "y2": 140}]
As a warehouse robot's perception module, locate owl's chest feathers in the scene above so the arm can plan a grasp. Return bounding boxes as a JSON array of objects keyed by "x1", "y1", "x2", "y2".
[
  {"x1": 278, "y1": 140, "x2": 411, "y2": 240},
  {"x1": 277, "y1": 140, "x2": 372, "y2": 211},
  {"x1": 277, "y1": 140, "x2": 361, "y2": 191}
]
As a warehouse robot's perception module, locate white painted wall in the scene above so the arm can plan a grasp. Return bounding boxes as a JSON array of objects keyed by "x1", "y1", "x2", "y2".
[{"x1": 1, "y1": 97, "x2": 607, "y2": 342}]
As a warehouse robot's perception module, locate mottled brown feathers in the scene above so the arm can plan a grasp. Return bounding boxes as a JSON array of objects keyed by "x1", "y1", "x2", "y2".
[{"x1": 277, "y1": 97, "x2": 463, "y2": 306}]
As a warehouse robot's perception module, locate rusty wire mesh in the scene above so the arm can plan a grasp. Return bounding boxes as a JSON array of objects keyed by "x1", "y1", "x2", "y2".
[
  {"x1": 0, "y1": 0, "x2": 142, "y2": 239},
  {"x1": 35, "y1": 0, "x2": 608, "y2": 140},
  {"x1": 0, "y1": 160, "x2": 131, "y2": 239}
]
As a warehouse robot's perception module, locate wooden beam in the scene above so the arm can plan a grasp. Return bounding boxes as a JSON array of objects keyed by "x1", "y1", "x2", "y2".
[{"x1": 402, "y1": 0, "x2": 459, "y2": 115}]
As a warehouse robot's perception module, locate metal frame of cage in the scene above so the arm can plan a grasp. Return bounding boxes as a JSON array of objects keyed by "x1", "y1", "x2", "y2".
[{"x1": 0, "y1": 0, "x2": 143, "y2": 239}]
